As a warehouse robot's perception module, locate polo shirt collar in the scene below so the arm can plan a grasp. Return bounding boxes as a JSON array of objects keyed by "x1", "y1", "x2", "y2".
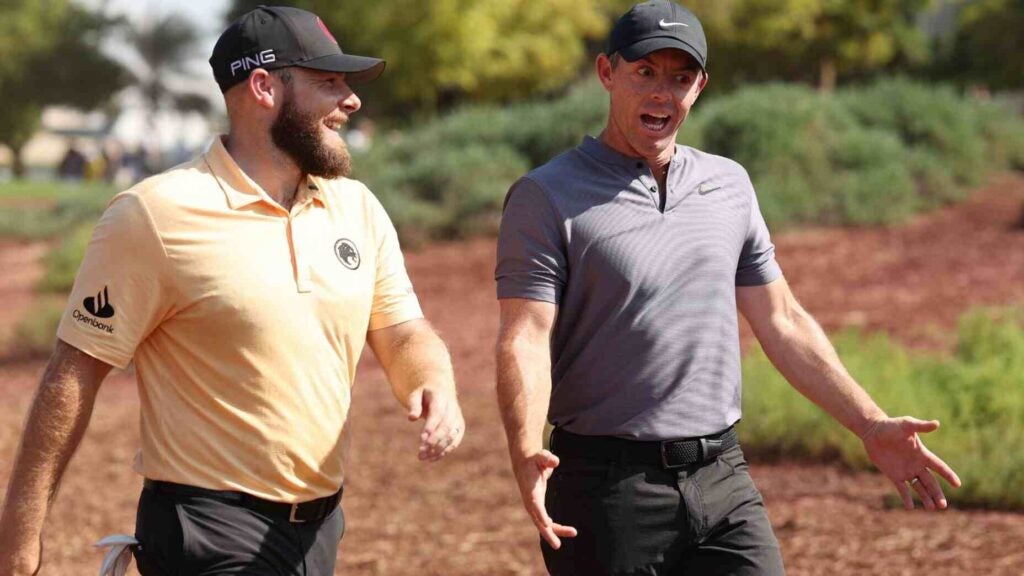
[
  {"x1": 204, "y1": 137, "x2": 327, "y2": 210},
  {"x1": 578, "y1": 135, "x2": 686, "y2": 169},
  {"x1": 304, "y1": 177, "x2": 327, "y2": 206}
]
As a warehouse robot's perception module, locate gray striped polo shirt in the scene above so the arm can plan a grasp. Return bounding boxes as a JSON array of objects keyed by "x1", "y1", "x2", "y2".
[{"x1": 496, "y1": 136, "x2": 782, "y2": 440}]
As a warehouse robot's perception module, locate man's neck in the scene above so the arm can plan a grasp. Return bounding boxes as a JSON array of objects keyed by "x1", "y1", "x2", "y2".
[
  {"x1": 597, "y1": 129, "x2": 674, "y2": 195},
  {"x1": 223, "y1": 134, "x2": 302, "y2": 210}
]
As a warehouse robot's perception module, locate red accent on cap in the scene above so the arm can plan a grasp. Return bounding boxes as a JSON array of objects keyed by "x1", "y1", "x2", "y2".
[{"x1": 317, "y1": 17, "x2": 338, "y2": 45}]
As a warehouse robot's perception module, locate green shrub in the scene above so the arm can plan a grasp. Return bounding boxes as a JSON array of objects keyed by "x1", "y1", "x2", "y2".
[
  {"x1": 357, "y1": 143, "x2": 530, "y2": 242},
  {"x1": 974, "y1": 99, "x2": 1024, "y2": 172},
  {"x1": 0, "y1": 179, "x2": 114, "y2": 201},
  {"x1": 38, "y1": 223, "x2": 93, "y2": 293},
  {"x1": 741, "y1": 309, "x2": 1024, "y2": 510},
  {"x1": 696, "y1": 84, "x2": 922, "y2": 228},
  {"x1": 0, "y1": 181, "x2": 113, "y2": 241},
  {"x1": 6, "y1": 296, "x2": 65, "y2": 359},
  {"x1": 837, "y1": 78, "x2": 1006, "y2": 188},
  {"x1": 831, "y1": 128, "x2": 919, "y2": 225}
]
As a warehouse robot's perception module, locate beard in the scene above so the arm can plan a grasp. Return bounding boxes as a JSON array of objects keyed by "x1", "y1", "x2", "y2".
[{"x1": 270, "y1": 88, "x2": 352, "y2": 179}]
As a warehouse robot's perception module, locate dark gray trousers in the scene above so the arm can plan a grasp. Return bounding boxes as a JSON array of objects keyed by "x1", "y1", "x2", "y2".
[
  {"x1": 543, "y1": 443, "x2": 786, "y2": 576},
  {"x1": 133, "y1": 485, "x2": 345, "y2": 576}
]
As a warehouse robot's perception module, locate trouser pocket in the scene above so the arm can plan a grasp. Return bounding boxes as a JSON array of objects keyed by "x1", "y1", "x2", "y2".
[{"x1": 134, "y1": 488, "x2": 186, "y2": 576}]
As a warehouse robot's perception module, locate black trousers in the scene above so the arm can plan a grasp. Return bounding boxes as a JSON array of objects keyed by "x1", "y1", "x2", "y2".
[
  {"x1": 543, "y1": 442, "x2": 786, "y2": 576},
  {"x1": 133, "y1": 485, "x2": 345, "y2": 576}
]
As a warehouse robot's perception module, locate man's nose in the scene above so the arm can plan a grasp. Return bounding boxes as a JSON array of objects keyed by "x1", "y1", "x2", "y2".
[
  {"x1": 649, "y1": 77, "x2": 673, "y2": 101},
  {"x1": 340, "y1": 86, "x2": 361, "y2": 114}
]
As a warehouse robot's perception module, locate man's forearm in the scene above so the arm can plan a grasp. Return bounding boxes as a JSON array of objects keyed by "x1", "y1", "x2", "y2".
[
  {"x1": 496, "y1": 335, "x2": 552, "y2": 461},
  {"x1": 758, "y1": 306, "x2": 886, "y2": 437},
  {"x1": 0, "y1": 350, "x2": 104, "y2": 557},
  {"x1": 374, "y1": 320, "x2": 456, "y2": 407}
]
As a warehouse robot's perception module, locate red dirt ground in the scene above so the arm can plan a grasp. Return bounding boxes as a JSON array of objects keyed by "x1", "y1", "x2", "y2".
[{"x1": 1, "y1": 174, "x2": 1023, "y2": 575}]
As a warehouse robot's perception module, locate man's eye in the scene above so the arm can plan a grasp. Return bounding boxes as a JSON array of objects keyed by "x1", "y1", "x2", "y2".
[{"x1": 638, "y1": 68, "x2": 652, "y2": 77}]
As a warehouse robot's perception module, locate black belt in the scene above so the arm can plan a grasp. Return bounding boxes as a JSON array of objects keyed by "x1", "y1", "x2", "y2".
[
  {"x1": 551, "y1": 425, "x2": 738, "y2": 469},
  {"x1": 144, "y1": 479, "x2": 342, "y2": 524}
]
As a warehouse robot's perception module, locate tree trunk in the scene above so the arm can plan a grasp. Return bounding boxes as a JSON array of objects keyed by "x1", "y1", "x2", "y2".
[
  {"x1": 818, "y1": 57, "x2": 837, "y2": 94},
  {"x1": 11, "y1": 144, "x2": 26, "y2": 179}
]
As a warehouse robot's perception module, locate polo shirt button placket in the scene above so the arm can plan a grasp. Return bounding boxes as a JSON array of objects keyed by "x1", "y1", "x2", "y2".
[{"x1": 288, "y1": 211, "x2": 313, "y2": 293}]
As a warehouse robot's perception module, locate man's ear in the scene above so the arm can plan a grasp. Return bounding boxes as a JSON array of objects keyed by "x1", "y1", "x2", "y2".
[
  {"x1": 246, "y1": 68, "x2": 277, "y2": 109},
  {"x1": 596, "y1": 54, "x2": 614, "y2": 91},
  {"x1": 691, "y1": 70, "x2": 710, "y2": 104}
]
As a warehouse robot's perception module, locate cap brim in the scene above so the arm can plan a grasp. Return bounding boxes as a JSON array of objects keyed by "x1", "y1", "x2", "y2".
[
  {"x1": 618, "y1": 37, "x2": 705, "y2": 70},
  {"x1": 296, "y1": 53, "x2": 386, "y2": 85}
]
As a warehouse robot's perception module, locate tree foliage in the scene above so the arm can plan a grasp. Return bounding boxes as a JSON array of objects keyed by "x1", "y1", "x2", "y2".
[
  {"x1": 226, "y1": 0, "x2": 610, "y2": 115},
  {"x1": 686, "y1": 0, "x2": 932, "y2": 91},
  {"x1": 0, "y1": 1, "x2": 130, "y2": 177},
  {"x1": 936, "y1": 0, "x2": 1024, "y2": 90}
]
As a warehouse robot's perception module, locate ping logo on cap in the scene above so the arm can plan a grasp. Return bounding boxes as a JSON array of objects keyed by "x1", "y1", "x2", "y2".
[{"x1": 230, "y1": 49, "x2": 277, "y2": 76}]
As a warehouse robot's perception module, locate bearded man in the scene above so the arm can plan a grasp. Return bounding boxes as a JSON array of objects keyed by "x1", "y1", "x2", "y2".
[{"x1": 0, "y1": 7, "x2": 465, "y2": 575}]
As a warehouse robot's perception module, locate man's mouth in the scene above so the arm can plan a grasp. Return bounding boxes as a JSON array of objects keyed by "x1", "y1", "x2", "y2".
[
  {"x1": 640, "y1": 113, "x2": 670, "y2": 132},
  {"x1": 323, "y1": 117, "x2": 344, "y2": 131}
]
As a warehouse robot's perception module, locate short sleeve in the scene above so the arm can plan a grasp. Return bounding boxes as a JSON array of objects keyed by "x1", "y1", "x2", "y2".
[
  {"x1": 736, "y1": 184, "x2": 783, "y2": 286},
  {"x1": 56, "y1": 192, "x2": 174, "y2": 369},
  {"x1": 495, "y1": 177, "x2": 568, "y2": 303},
  {"x1": 368, "y1": 198, "x2": 423, "y2": 331}
]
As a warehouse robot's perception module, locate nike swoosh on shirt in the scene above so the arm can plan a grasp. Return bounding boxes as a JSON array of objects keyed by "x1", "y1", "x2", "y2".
[
  {"x1": 698, "y1": 183, "x2": 722, "y2": 196},
  {"x1": 659, "y1": 19, "x2": 690, "y2": 28}
]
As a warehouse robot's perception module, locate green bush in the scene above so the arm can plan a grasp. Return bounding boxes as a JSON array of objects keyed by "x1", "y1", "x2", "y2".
[
  {"x1": 0, "y1": 181, "x2": 113, "y2": 241},
  {"x1": 740, "y1": 309, "x2": 1024, "y2": 510},
  {"x1": 975, "y1": 98, "x2": 1024, "y2": 172},
  {"x1": 38, "y1": 223, "x2": 93, "y2": 293},
  {"x1": 839, "y1": 76, "x2": 991, "y2": 186},
  {"x1": 831, "y1": 128, "x2": 920, "y2": 225},
  {"x1": 6, "y1": 296, "x2": 65, "y2": 359},
  {"x1": 357, "y1": 143, "x2": 530, "y2": 243},
  {"x1": 695, "y1": 84, "x2": 923, "y2": 227}
]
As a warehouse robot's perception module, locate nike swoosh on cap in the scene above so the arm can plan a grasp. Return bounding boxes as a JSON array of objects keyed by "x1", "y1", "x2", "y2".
[{"x1": 659, "y1": 19, "x2": 690, "y2": 28}]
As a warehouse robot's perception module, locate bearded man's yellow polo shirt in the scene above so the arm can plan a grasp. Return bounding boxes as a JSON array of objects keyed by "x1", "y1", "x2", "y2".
[{"x1": 57, "y1": 137, "x2": 423, "y2": 503}]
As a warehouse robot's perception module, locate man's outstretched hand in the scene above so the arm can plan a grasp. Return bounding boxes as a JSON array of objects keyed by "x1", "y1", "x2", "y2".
[
  {"x1": 862, "y1": 416, "x2": 962, "y2": 510},
  {"x1": 511, "y1": 450, "x2": 578, "y2": 549}
]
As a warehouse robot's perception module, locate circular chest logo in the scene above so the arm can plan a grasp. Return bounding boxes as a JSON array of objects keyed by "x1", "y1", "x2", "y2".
[{"x1": 334, "y1": 238, "x2": 361, "y2": 270}]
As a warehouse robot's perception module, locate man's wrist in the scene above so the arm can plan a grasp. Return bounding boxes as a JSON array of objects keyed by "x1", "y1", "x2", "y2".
[
  {"x1": 412, "y1": 379, "x2": 456, "y2": 396},
  {"x1": 856, "y1": 413, "x2": 888, "y2": 440},
  {"x1": 509, "y1": 443, "x2": 544, "y2": 465}
]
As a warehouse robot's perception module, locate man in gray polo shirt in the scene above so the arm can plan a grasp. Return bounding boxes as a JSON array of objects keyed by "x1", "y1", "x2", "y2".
[{"x1": 495, "y1": 1, "x2": 961, "y2": 574}]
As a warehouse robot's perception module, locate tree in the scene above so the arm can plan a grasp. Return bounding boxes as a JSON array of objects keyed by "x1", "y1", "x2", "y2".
[
  {"x1": 687, "y1": 0, "x2": 932, "y2": 92},
  {"x1": 0, "y1": 1, "x2": 130, "y2": 177},
  {"x1": 226, "y1": 0, "x2": 609, "y2": 116},
  {"x1": 935, "y1": 0, "x2": 1024, "y2": 91},
  {"x1": 123, "y1": 13, "x2": 213, "y2": 131}
]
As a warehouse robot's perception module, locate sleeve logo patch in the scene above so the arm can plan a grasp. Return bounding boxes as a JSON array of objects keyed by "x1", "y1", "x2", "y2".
[
  {"x1": 83, "y1": 286, "x2": 115, "y2": 318},
  {"x1": 73, "y1": 286, "x2": 115, "y2": 333}
]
